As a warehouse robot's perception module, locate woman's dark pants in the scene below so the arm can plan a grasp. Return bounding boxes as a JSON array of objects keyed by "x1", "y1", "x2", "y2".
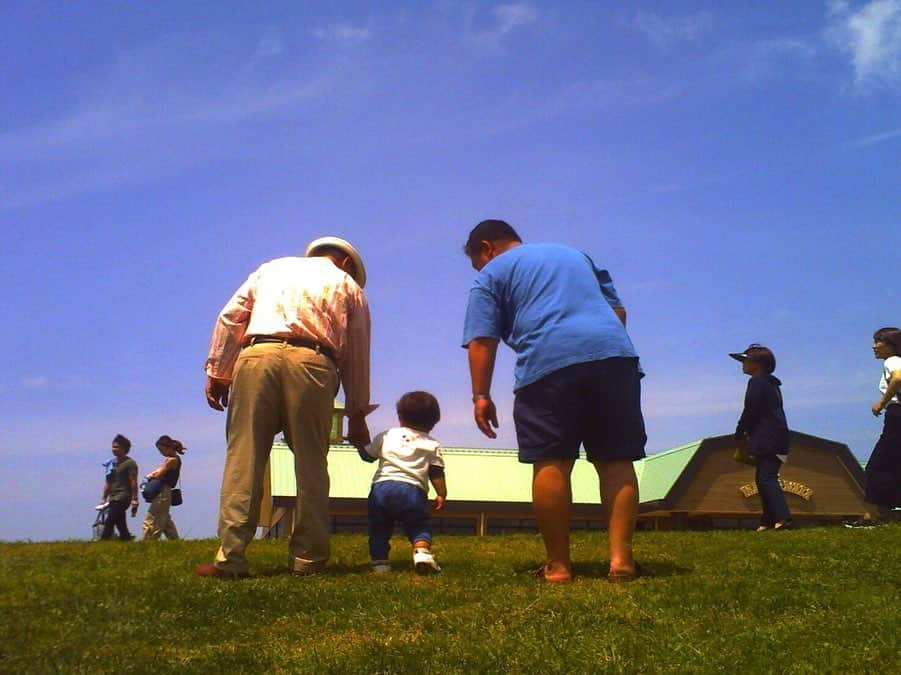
[{"x1": 755, "y1": 455, "x2": 791, "y2": 526}]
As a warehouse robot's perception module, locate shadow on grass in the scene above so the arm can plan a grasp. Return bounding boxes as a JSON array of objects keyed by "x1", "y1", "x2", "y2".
[
  {"x1": 511, "y1": 559, "x2": 692, "y2": 581},
  {"x1": 243, "y1": 562, "x2": 377, "y2": 579}
]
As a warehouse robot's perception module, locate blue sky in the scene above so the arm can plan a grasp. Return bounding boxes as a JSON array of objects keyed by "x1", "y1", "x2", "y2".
[{"x1": 2, "y1": 1, "x2": 898, "y2": 541}]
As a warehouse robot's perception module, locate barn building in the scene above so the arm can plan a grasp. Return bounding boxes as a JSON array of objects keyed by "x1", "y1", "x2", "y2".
[{"x1": 259, "y1": 404, "x2": 869, "y2": 535}]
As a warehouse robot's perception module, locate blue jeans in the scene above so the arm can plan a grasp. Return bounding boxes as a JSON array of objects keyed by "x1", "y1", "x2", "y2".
[
  {"x1": 755, "y1": 455, "x2": 791, "y2": 525},
  {"x1": 367, "y1": 481, "x2": 431, "y2": 560}
]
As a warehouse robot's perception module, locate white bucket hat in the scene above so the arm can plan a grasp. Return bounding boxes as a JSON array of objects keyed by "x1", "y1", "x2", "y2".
[{"x1": 305, "y1": 236, "x2": 367, "y2": 288}]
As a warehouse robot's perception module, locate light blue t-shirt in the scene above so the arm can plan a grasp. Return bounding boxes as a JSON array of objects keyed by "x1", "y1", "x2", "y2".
[{"x1": 462, "y1": 243, "x2": 639, "y2": 391}]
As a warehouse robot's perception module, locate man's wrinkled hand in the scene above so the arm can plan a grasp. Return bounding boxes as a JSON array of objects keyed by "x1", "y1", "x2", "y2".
[
  {"x1": 347, "y1": 415, "x2": 371, "y2": 451},
  {"x1": 474, "y1": 398, "x2": 498, "y2": 439},
  {"x1": 205, "y1": 377, "x2": 231, "y2": 411}
]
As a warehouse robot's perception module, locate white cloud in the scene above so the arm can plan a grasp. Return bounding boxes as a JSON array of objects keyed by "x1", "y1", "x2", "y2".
[
  {"x1": 826, "y1": 0, "x2": 901, "y2": 86},
  {"x1": 465, "y1": 2, "x2": 539, "y2": 46},
  {"x1": 493, "y1": 3, "x2": 539, "y2": 36},
  {"x1": 257, "y1": 29, "x2": 285, "y2": 57},
  {"x1": 737, "y1": 36, "x2": 820, "y2": 82},
  {"x1": 632, "y1": 10, "x2": 715, "y2": 48},
  {"x1": 849, "y1": 126, "x2": 901, "y2": 145},
  {"x1": 0, "y1": 29, "x2": 335, "y2": 209},
  {"x1": 312, "y1": 23, "x2": 371, "y2": 42}
]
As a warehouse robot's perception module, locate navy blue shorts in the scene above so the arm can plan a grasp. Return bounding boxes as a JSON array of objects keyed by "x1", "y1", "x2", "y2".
[{"x1": 513, "y1": 358, "x2": 647, "y2": 463}]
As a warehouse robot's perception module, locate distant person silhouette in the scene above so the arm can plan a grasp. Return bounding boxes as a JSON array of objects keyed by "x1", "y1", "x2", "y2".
[
  {"x1": 141, "y1": 435, "x2": 185, "y2": 540},
  {"x1": 99, "y1": 434, "x2": 138, "y2": 540}
]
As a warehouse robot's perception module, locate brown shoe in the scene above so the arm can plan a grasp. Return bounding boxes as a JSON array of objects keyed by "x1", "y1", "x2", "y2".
[{"x1": 194, "y1": 562, "x2": 248, "y2": 579}]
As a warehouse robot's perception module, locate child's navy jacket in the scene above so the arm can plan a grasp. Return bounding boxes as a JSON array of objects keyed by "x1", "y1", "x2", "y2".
[{"x1": 735, "y1": 374, "x2": 790, "y2": 455}]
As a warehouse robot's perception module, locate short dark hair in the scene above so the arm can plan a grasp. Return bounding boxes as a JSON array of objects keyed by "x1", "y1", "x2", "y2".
[
  {"x1": 745, "y1": 345, "x2": 777, "y2": 374},
  {"x1": 874, "y1": 327, "x2": 901, "y2": 356},
  {"x1": 463, "y1": 219, "x2": 522, "y2": 256},
  {"x1": 396, "y1": 391, "x2": 441, "y2": 432},
  {"x1": 113, "y1": 434, "x2": 132, "y2": 453}
]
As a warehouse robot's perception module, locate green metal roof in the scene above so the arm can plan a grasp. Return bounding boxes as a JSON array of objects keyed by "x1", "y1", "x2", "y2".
[
  {"x1": 633, "y1": 440, "x2": 703, "y2": 502},
  {"x1": 270, "y1": 440, "x2": 702, "y2": 505}
]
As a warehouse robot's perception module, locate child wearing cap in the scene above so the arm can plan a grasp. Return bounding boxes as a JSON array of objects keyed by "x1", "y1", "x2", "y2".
[
  {"x1": 731, "y1": 344, "x2": 792, "y2": 531},
  {"x1": 357, "y1": 391, "x2": 447, "y2": 573}
]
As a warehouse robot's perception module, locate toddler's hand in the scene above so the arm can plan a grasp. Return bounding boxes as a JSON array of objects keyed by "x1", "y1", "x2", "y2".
[{"x1": 433, "y1": 495, "x2": 445, "y2": 511}]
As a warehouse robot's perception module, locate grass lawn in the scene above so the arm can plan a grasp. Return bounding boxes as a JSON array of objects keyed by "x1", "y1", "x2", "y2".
[{"x1": 1, "y1": 526, "x2": 899, "y2": 673}]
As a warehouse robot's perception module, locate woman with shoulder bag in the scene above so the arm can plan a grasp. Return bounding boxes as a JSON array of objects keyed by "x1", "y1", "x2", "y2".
[{"x1": 141, "y1": 435, "x2": 185, "y2": 540}]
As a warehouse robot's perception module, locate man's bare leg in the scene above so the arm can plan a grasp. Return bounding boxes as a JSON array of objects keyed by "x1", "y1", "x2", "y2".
[
  {"x1": 532, "y1": 459, "x2": 576, "y2": 582},
  {"x1": 594, "y1": 459, "x2": 639, "y2": 576}
]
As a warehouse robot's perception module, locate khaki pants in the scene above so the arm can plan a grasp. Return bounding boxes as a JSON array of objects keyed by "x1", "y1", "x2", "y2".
[
  {"x1": 142, "y1": 485, "x2": 180, "y2": 540},
  {"x1": 215, "y1": 343, "x2": 337, "y2": 575}
]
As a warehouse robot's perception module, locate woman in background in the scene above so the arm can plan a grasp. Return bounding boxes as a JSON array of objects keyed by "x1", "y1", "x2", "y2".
[
  {"x1": 846, "y1": 327, "x2": 901, "y2": 528},
  {"x1": 142, "y1": 435, "x2": 185, "y2": 540}
]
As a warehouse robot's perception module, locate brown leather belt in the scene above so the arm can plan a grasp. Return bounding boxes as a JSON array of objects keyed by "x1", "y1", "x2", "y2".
[{"x1": 243, "y1": 336, "x2": 336, "y2": 363}]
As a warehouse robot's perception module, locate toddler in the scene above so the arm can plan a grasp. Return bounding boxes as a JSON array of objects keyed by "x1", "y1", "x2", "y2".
[{"x1": 358, "y1": 391, "x2": 447, "y2": 573}]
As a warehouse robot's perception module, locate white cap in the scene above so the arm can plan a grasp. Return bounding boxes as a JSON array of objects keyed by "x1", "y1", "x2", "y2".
[{"x1": 305, "y1": 236, "x2": 367, "y2": 288}]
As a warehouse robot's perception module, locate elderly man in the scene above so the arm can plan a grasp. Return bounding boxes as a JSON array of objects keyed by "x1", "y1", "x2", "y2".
[
  {"x1": 197, "y1": 237, "x2": 372, "y2": 578},
  {"x1": 462, "y1": 220, "x2": 646, "y2": 583}
]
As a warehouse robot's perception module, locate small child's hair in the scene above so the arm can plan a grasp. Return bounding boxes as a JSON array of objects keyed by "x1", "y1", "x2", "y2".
[
  {"x1": 113, "y1": 434, "x2": 132, "y2": 453},
  {"x1": 745, "y1": 344, "x2": 777, "y2": 374},
  {"x1": 396, "y1": 391, "x2": 441, "y2": 432},
  {"x1": 874, "y1": 327, "x2": 901, "y2": 357},
  {"x1": 156, "y1": 435, "x2": 187, "y2": 455}
]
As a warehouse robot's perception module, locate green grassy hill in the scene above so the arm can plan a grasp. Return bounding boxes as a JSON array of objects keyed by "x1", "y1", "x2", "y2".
[{"x1": 2, "y1": 527, "x2": 899, "y2": 673}]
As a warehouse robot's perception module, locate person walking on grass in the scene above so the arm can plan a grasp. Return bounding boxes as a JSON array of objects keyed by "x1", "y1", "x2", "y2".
[
  {"x1": 846, "y1": 327, "x2": 901, "y2": 528},
  {"x1": 198, "y1": 236, "x2": 373, "y2": 579},
  {"x1": 357, "y1": 391, "x2": 447, "y2": 574},
  {"x1": 99, "y1": 434, "x2": 139, "y2": 541},
  {"x1": 141, "y1": 435, "x2": 185, "y2": 540},
  {"x1": 730, "y1": 344, "x2": 792, "y2": 532},
  {"x1": 461, "y1": 219, "x2": 646, "y2": 583}
]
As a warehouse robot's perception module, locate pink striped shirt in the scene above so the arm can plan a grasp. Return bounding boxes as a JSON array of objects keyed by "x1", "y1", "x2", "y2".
[{"x1": 204, "y1": 256, "x2": 371, "y2": 416}]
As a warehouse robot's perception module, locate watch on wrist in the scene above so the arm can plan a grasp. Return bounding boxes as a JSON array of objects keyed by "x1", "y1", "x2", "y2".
[{"x1": 472, "y1": 393, "x2": 491, "y2": 403}]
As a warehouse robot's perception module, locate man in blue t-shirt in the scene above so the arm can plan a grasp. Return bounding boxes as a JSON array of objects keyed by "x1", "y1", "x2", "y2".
[{"x1": 461, "y1": 219, "x2": 646, "y2": 583}]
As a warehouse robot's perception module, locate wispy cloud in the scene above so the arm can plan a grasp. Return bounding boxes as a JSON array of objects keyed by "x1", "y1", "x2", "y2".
[
  {"x1": 631, "y1": 10, "x2": 715, "y2": 48},
  {"x1": 408, "y1": 76, "x2": 683, "y2": 145},
  {"x1": 312, "y1": 23, "x2": 371, "y2": 42},
  {"x1": 466, "y1": 2, "x2": 539, "y2": 46},
  {"x1": 641, "y1": 366, "x2": 873, "y2": 421},
  {"x1": 737, "y1": 36, "x2": 820, "y2": 82},
  {"x1": 257, "y1": 29, "x2": 285, "y2": 57},
  {"x1": 848, "y1": 126, "x2": 901, "y2": 146},
  {"x1": 826, "y1": 0, "x2": 901, "y2": 86},
  {"x1": 0, "y1": 29, "x2": 335, "y2": 210},
  {"x1": 493, "y1": 3, "x2": 539, "y2": 36}
]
